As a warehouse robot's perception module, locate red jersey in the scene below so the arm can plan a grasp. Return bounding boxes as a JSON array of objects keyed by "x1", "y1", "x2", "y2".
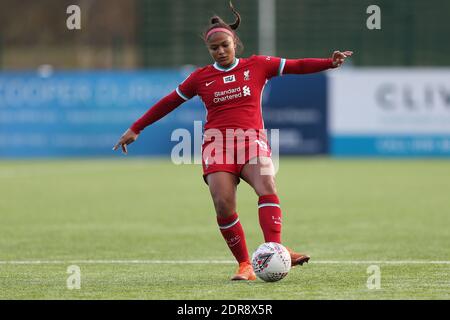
[
  {"x1": 129, "y1": 54, "x2": 334, "y2": 180},
  {"x1": 129, "y1": 56, "x2": 333, "y2": 135},
  {"x1": 176, "y1": 55, "x2": 284, "y2": 131}
]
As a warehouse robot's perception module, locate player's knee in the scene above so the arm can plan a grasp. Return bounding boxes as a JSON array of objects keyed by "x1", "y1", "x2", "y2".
[
  {"x1": 256, "y1": 177, "x2": 277, "y2": 196},
  {"x1": 213, "y1": 196, "x2": 236, "y2": 218}
]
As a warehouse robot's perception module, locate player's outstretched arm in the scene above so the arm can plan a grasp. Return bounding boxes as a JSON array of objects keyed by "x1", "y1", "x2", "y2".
[
  {"x1": 282, "y1": 50, "x2": 353, "y2": 74},
  {"x1": 112, "y1": 90, "x2": 186, "y2": 155}
]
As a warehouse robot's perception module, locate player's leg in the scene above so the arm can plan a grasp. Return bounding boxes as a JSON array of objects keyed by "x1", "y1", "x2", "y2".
[
  {"x1": 240, "y1": 156, "x2": 280, "y2": 242},
  {"x1": 206, "y1": 171, "x2": 256, "y2": 280},
  {"x1": 240, "y1": 156, "x2": 310, "y2": 266}
]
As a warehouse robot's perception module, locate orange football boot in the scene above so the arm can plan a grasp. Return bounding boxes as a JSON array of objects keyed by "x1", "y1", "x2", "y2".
[
  {"x1": 286, "y1": 247, "x2": 310, "y2": 267},
  {"x1": 231, "y1": 261, "x2": 257, "y2": 281}
]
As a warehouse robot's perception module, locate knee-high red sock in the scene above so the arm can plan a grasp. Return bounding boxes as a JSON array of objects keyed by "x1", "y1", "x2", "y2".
[
  {"x1": 258, "y1": 194, "x2": 282, "y2": 243},
  {"x1": 217, "y1": 212, "x2": 249, "y2": 263}
]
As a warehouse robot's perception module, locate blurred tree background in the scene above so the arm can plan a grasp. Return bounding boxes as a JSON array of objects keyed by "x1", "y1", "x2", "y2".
[{"x1": 0, "y1": 0, "x2": 448, "y2": 69}]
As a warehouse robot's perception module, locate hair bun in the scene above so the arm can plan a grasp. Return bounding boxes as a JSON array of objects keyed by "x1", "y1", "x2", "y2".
[{"x1": 211, "y1": 16, "x2": 221, "y2": 25}]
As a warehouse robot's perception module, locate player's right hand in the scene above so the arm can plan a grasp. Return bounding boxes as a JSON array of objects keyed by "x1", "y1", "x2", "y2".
[{"x1": 112, "y1": 129, "x2": 139, "y2": 155}]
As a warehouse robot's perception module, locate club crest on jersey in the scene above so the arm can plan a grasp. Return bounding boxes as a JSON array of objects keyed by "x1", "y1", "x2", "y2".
[
  {"x1": 223, "y1": 74, "x2": 236, "y2": 84},
  {"x1": 244, "y1": 70, "x2": 250, "y2": 80}
]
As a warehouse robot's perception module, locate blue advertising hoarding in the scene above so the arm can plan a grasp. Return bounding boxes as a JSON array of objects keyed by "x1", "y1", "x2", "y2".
[
  {"x1": 0, "y1": 70, "x2": 204, "y2": 157},
  {"x1": 262, "y1": 74, "x2": 328, "y2": 155},
  {"x1": 0, "y1": 70, "x2": 328, "y2": 158}
]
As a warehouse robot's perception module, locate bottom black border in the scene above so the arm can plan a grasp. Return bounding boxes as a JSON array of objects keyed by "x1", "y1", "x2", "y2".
[{"x1": 1, "y1": 300, "x2": 447, "y2": 318}]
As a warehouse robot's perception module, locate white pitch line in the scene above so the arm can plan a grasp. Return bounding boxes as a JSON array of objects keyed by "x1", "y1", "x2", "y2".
[
  {"x1": 313, "y1": 260, "x2": 450, "y2": 265},
  {"x1": 0, "y1": 260, "x2": 234, "y2": 265},
  {"x1": 0, "y1": 260, "x2": 449, "y2": 265}
]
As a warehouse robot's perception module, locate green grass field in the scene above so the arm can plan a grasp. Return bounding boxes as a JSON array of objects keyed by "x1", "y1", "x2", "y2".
[{"x1": 0, "y1": 158, "x2": 449, "y2": 299}]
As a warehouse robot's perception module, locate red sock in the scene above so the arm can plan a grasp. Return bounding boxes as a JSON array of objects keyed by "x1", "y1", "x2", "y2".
[
  {"x1": 258, "y1": 194, "x2": 282, "y2": 243},
  {"x1": 217, "y1": 212, "x2": 249, "y2": 263}
]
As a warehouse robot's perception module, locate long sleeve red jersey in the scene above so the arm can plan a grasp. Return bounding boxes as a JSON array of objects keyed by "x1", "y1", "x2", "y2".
[{"x1": 130, "y1": 55, "x2": 334, "y2": 134}]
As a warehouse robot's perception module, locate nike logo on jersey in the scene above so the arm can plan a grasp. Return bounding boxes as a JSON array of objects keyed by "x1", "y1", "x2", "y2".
[{"x1": 205, "y1": 80, "x2": 216, "y2": 86}]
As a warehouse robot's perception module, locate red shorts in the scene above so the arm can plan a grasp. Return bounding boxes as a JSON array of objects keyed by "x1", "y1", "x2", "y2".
[{"x1": 201, "y1": 132, "x2": 272, "y2": 184}]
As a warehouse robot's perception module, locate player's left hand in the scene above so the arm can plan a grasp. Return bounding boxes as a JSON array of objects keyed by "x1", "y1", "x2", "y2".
[{"x1": 331, "y1": 50, "x2": 353, "y2": 67}]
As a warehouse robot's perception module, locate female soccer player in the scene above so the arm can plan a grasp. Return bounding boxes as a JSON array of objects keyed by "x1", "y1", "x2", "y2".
[{"x1": 113, "y1": 4, "x2": 352, "y2": 280}]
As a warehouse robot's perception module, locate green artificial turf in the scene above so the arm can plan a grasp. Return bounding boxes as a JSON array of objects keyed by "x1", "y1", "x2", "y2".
[{"x1": 0, "y1": 158, "x2": 449, "y2": 299}]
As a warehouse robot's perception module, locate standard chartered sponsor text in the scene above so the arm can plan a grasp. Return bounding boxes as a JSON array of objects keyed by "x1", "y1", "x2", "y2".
[{"x1": 214, "y1": 87, "x2": 242, "y2": 103}]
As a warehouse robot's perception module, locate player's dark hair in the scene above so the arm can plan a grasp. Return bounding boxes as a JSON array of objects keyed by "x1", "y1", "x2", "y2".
[{"x1": 204, "y1": 2, "x2": 244, "y2": 54}]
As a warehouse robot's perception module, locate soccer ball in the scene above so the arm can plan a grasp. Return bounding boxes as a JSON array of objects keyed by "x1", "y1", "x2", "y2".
[{"x1": 251, "y1": 242, "x2": 291, "y2": 282}]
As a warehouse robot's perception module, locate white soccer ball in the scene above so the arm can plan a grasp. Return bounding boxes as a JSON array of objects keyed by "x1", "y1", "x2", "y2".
[{"x1": 251, "y1": 242, "x2": 291, "y2": 282}]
